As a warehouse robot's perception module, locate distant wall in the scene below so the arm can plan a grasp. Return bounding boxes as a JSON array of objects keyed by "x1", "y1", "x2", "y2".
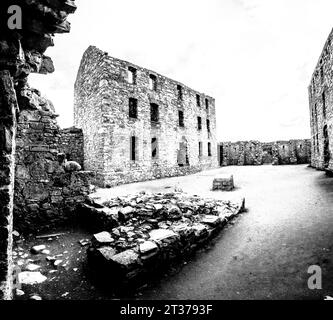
[{"x1": 219, "y1": 139, "x2": 311, "y2": 166}]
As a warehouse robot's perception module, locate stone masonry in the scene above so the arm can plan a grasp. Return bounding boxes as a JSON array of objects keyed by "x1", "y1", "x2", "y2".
[
  {"x1": 14, "y1": 89, "x2": 91, "y2": 234},
  {"x1": 218, "y1": 140, "x2": 311, "y2": 166},
  {"x1": 309, "y1": 27, "x2": 333, "y2": 172},
  {"x1": 0, "y1": 0, "x2": 76, "y2": 299},
  {"x1": 74, "y1": 46, "x2": 218, "y2": 187}
]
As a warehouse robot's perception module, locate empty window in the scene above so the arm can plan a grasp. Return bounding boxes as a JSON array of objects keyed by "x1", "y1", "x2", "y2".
[
  {"x1": 196, "y1": 94, "x2": 201, "y2": 107},
  {"x1": 323, "y1": 91, "x2": 326, "y2": 118},
  {"x1": 199, "y1": 142, "x2": 203, "y2": 157},
  {"x1": 197, "y1": 117, "x2": 202, "y2": 130},
  {"x1": 149, "y1": 74, "x2": 157, "y2": 91},
  {"x1": 207, "y1": 119, "x2": 210, "y2": 133},
  {"x1": 205, "y1": 98, "x2": 209, "y2": 109},
  {"x1": 128, "y1": 66, "x2": 137, "y2": 84},
  {"x1": 150, "y1": 103, "x2": 159, "y2": 123},
  {"x1": 208, "y1": 142, "x2": 212, "y2": 157},
  {"x1": 129, "y1": 98, "x2": 138, "y2": 119},
  {"x1": 130, "y1": 136, "x2": 137, "y2": 161},
  {"x1": 177, "y1": 85, "x2": 183, "y2": 101},
  {"x1": 321, "y1": 66, "x2": 324, "y2": 83},
  {"x1": 151, "y1": 137, "x2": 158, "y2": 159},
  {"x1": 178, "y1": 110, "x2": 184, "y2": 127}
]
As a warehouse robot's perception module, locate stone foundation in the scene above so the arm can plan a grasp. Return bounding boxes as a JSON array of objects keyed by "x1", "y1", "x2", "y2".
[{"x1": 83, "y1": 192, "x2": 245, "y2": 288}]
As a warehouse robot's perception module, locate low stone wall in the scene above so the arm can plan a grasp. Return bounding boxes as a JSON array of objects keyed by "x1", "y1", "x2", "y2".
[
  {"x1": 219, "y1": 139, "x2": 311, "y2": 166},
  {"x1": 83, "y1": 192, "x2": 245, "y2": 288},
  {"x1": 102, "y1": 163, "x2": 214, "y2": 188},
  {"x1": 59, "y1": 127, "x2": 84, "y2": 168}
]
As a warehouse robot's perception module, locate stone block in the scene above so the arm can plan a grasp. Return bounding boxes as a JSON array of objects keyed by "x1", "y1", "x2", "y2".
[{"x1": 213, "y1": 174, "x2": 234, "y2": 191}]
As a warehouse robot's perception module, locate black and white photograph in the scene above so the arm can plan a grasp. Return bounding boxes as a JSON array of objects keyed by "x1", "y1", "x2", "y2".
[{"x1": 0, "y1": 0, "x2": 333, "y2": 310}]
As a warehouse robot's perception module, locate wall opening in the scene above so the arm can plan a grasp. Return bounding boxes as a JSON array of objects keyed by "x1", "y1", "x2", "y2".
[
  {"x1": 128, "y1": 66, "x2": 137, "y2": 84},
  {"x1": 323, "y1": 125, "x2": 330, "y2": 168},
  {"x1": 130, "y1": 136, "x2": 137, "y2": 161},
  {"x1": 196, "y1": 94, "x2": 201, "y2": 107},
  {"x1": 150, "y1": 103, "x2": 159, "y2": 123},
  {"x1": 178, "y1": 110, "x2": 184, "y2": 127},
  {"x1": 151, "y1": 137, "x2": 158, "y2": 160},
  {"x1": 129, "y1": 98, "x2": 138, "y2": 119},
  {"x1": 177, "y1": 85, "x2": 183, "y2": 101},
  {"x1": 197, "y1": 117, "x2": 202, "y2": 130},
  {"x1": 177, "y1": 137, "x2": 189, "y2": 167},
  {"x1": 208, "y1": 142, "x2": 212, "y2": 157},
  {"x1": 149, "y1": 74, "x2": 157, "y2": 91}
]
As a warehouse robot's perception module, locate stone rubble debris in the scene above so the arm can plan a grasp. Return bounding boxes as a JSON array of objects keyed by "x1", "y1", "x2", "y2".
[
  {"x1": 18, "y1": 272, "x2": 47, "y2": 285},
  {"x1": 31, "y1": 245, "x2": 47, "y2": 255},
  {"x1": 86, "y1": 191, "x2": 245, "y2": 286}
]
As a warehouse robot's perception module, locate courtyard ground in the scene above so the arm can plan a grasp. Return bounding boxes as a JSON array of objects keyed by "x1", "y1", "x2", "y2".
[{"x1": 14, "y1": 164, "x2": 333, "y2": 300}]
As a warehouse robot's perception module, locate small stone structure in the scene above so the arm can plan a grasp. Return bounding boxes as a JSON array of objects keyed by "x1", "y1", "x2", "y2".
[
  {"x1": 218, "y1": 140, "x2": 311, "y2": 166},
  {"x1": 83, "y1": 192, "x2": 245, "y2": 287},
  {"x1": 308, "y1": 27, "x2": 333, "y2": 173},
  {"x1": 213, "y1": 174, "x2": 234, "y2": 191},
  {"x1": 74, "y1": 46, "x2": 218, "y2": 187}
]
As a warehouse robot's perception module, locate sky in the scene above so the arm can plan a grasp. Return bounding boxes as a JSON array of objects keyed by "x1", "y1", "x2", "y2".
[{"x1": 29, "y1": 0, "x2": 333, "y2": 142}]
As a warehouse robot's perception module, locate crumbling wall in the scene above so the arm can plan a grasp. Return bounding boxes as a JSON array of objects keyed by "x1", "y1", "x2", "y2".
[
  {"x1": 75, "y1": 46, "x2": 218, "y2": 187},
  {"x1": 219, "y1": 141, "x2": 263, "y2": 166},
  {"x1": 0, "y1": 71, "x2": 18, "y2": 300},
  {"x1": 14, "y1": 88, "x2": 92, "y2": 233},
  {"x1": 219, "y1": 140, "x2": 311, "y2": 166},
  {"x1": 59, "y1": 127, "x2": 84, "y2": 167},
  {"x1": 0, "y1": 0, "x2": 76, "y2": 299},
  {"x1": 272, "y1": 140, "x2": 311, "y2": 165},
  {"x1": 309, "y1": 28, "x2": 333, "y2": 172}
]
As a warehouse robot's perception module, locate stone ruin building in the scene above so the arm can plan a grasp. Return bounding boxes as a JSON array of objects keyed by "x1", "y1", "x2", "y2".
[
  {"x1": 74, "y1": 46, "x2": 218, "y2": 188},
  {"x1": 0, "y1": 0, "x2": 77, "y2": 300},
  {"x1": 218, "y1": 140, "x2": 311, "y2": 166},
  {"x1": 309, "y1": 28, "x2": 333, "y2": 173}
]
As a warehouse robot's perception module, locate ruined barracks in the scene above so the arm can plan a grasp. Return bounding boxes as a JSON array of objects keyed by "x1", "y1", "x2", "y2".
[
  {"x1": 74, "y1": 46, "x2": 218, "y2": 187},
  {"x1": 309, "y1": 28, "x2": 333, "y2": 172}
]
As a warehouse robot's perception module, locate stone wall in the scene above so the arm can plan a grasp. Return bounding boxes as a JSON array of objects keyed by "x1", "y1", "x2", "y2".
[
  {"x1": 219, "y1": 141, "x2": 263, "y2": 166},
  {"x1": 14, "y1": 88, "x2": 93, "y2": 233},
  {"x1": 0, "y1": 0, "x2": 76, "y2": 299},
  {"x1": 272, "y1": 140, "x2": 311, "y2": 165},
  {"x1": 59, "y1": 127, "x2": 84, "y2": 167},
  {"x1": 74, "y1": 46, "x2": 218, "y2": 187},
  {"x1": 0, "y1": 71, "x2": 18, "y2": 300},
  {"x1": 309, "y1": 28, "x2": 333, "y2": 172},
  {"x1": 218, "y1": 140, "x2": 311, "y2": 166}
]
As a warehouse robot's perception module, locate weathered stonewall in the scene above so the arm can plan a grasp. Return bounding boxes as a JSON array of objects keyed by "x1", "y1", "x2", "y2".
[
  {"x1": 309, "y1": 27, "x2": 333, "y2": 172},
  {"x1": 0, "y1": 0, "x2": 77, "y2": 300}
]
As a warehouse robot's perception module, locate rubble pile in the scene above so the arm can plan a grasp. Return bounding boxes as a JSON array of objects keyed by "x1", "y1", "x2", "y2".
[{"x1": 85, "y1": 192, "x2": 245, "y2": 286}]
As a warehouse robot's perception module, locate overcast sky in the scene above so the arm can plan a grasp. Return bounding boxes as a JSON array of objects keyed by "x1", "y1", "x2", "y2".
[{"x1": 29, "y1": 0, "x2": 333, "y2": 142}]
